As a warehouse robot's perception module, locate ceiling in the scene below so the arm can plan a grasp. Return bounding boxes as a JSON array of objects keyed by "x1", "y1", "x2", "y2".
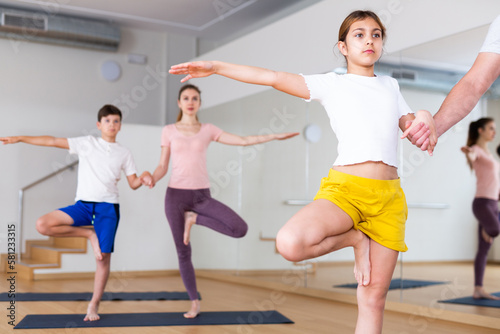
[
  {"x1": 0, "y1": 0, "x2": 493, "y2": 70},
  {"x1": 0, "y1": 0, "x2": 320, "y2": 48}
]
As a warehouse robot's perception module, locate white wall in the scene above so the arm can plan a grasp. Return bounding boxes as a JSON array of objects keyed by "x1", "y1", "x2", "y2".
[
  {"x1": 189, "y1": 0, "x2": 500, "y2": 109},
  {"x1": 0, "y1": 26, "x2": 168, "y2": 261}
]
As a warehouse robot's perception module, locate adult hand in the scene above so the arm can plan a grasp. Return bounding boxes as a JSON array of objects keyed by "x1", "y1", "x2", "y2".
[
  {"x1": 169, "y1": 61, "x2": 216, "y2": 83},
  {"x1": 401, "y1": 110, "x2": 437, "y2": 155},
  {"x1": 140, "y1": 173, "x2": 155, "y2": 189}
]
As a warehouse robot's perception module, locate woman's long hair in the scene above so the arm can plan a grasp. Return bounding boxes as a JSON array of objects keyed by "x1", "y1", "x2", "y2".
[
  {"x1": 467, "y1": 117, "x2": 493, "y2": 147},
  {"x1": 465, "y1": 117, "x2": 494, "y2": 169}
]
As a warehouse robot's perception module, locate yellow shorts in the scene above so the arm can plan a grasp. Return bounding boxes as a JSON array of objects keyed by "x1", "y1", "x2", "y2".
[{"x1": 314, "y1": 169, "x2": 408, "y2": 252}]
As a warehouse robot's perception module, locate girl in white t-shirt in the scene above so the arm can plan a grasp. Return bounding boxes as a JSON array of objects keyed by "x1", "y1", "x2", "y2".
[{"x1": 169, "y1": 10, "x2": 434, "y2": 333}]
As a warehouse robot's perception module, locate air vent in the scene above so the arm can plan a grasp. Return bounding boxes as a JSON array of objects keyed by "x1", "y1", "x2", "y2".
[
  {"x1": 2, "y1": 12, "x2": 47, "y2": 32},
  {"x1": 391, "y1": 69, "x2": 417, "y2": 81},
  {"x1": 0, "y1": 6, "x2": 120, "y2": 52}
]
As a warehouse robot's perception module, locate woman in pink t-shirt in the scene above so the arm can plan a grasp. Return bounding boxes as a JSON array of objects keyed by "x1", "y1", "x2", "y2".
[
  {"x1": 462, "y1": 117, "x2": 500, "y2": 300},
  {"x1": 143, "y1": 84, "x2": 297, "y2": 318}
]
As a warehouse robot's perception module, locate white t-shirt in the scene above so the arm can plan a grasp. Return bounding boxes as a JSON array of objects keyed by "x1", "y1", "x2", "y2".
[
  {"x1": 480, "y1": 15, "x2": 500, "y2": 54},
  {"x1": 302, "y1": 72, "x2": 412, "y2": 168},
  {"x1": 68, "y1": 136, "x2": 137, "y2": 203}
]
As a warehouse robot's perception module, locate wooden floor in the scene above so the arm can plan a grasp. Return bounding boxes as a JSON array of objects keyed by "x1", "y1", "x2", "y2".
[
  {"x1": 232, "y1": 261, "x2": 500, "y2": 318},
  {"x1": 1, "y1": 262, "x2": 499, "y2": 333}
]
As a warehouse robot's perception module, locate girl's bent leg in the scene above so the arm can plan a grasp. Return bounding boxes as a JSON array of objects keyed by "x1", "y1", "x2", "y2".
[
  {"x1": 277, "y1": 199, "x2": 357, "y2": 261},
  {"x1": 277, "y1": 199, "x2": 371, "y2": 285},
  {"x1": 355, "y1": 240, "x2": 398, "y2": 334}
]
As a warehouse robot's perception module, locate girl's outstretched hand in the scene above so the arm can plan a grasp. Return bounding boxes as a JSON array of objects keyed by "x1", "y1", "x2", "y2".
[
  {"x1": 276, "y1": 132, "x2": 300, "y2": 140},
  {"x1": 0, "y1": 136, "x2": 19, "y2": 145},
  {"x1": 169, "y1": 61, "x2": 216, "y2": 83}
]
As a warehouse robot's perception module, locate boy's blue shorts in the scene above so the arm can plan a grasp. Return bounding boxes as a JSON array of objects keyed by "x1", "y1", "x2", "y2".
[{"x1": 58, "y1": 201, "x2": 120, "y2": 253}]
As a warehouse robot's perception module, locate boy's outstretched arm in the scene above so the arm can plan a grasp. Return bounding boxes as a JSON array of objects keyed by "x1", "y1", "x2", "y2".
[
  {"x1": 127, "y1": 171, "x2": 152, "y2": 190},
  {"x1": 0, "y1": 135, "x2": 69, "y2": 149}
]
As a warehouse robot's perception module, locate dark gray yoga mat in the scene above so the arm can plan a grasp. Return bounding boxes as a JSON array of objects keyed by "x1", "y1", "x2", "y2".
[
  {"x1": 14, "y1": 310, "x2": 294, "y2": 329},
  {"x1": 439, "y1": 292, "x2": 500, "y2": 308},
  {"x1": 0, "y1": 291, "x2": 199, "y2": 301},
  {"x1": 335, "y1": 278, "x2": 448, "y2": 290}
]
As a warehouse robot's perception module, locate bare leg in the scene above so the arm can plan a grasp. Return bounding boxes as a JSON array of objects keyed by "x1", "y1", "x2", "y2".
[
  {"x1": 84, "y1": 253, "x2": 111, "y2": 321},
  {"x1": 36, "y1": 210, "x2": 102, "y2": 260},
  {"x1": 183, "y1": 299, "x2": 201, "y2": 318},
  {"x1": 183, "y1": 211, "x2": 198, "y2": 246},
  {"x1": 276, "y1": 199, "x2": 371, "y2": 285},
  {"x1": 355, "y1": 240, "x2": 398, "y2": 334}
]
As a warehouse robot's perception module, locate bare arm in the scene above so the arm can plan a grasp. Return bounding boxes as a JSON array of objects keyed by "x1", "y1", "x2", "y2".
[
  {"x1": 217, "y1": 131, "x2": 299, "y2": 146},
  {"x1": 434, "y1": 52, "x2": 500, "y2": 137},
  {"x1": 142, "y1": 146, "x2": 170, "y2": 188},
  {"x1": 169, "y1": 61, "x2": 310, "y2": 99},
  {"x1": 0, "y1": 135, "x2": 69, "y2": 149},
  {"x1": 461, "y1": 146, "x2": 476, "y2": 168},
  {"x1": 127, "y1": 171, "x2": 152, "y2": 190}
]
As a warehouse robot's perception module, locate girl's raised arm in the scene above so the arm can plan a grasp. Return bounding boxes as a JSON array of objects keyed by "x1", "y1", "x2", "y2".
[{"x1": 169, "y1": 61, "x2": 310, "y2": 99}]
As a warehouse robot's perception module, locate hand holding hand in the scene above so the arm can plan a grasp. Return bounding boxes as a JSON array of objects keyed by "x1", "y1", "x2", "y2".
[
  {"x1": 401, "y1": 110, "x2": 437, "y2": 155},
  {"x1": 140, "y1": 172, "x2": 155, "y2": 189}
]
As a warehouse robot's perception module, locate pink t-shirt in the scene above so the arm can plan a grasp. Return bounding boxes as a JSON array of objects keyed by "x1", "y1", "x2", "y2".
[
  {"x1": 161, "y1": 123, "x2": 223, "y2": 189},
  {"x1": 471, "y1": 145, "x2": 500, "y2": 200}
]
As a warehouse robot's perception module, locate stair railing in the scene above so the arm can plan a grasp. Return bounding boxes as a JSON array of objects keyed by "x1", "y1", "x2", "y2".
[{"x1": 17, "y1": 160, "x2": 79, "y2": 261}]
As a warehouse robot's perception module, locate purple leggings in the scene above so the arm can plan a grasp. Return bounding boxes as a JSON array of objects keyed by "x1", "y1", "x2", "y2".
[
  {"x1": 472, "y1": 198, "x2": 500, "y2": 287},
  {"x1": 164, "y1": 187, "x2": 248, "y2": 300}
]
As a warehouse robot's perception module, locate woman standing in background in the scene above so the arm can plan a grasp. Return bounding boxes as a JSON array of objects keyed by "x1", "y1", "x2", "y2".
[{"x1": 462, "y1": 117, "x2": 500, "y2": 300}]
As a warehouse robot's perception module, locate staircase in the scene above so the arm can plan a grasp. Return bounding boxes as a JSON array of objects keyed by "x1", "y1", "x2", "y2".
[{"x1": 14, "y1": 237, "x2": 87, "y2": 280}]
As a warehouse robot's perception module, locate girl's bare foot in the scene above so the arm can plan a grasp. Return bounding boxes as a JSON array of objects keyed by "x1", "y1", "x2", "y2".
[
  {"x1": 84, "y1": 302, "x2": 100, "y2": 321},
  {"x1": 473, "y1": 286, "x2": 500, "y2": 300},
  {"x1": 89, "y1": 232, "x2": 103, "y2": 261},
  {"x1": 183, "y1": 211, "x2": 197, "y2": 245},
  {"x1": 353, "y1": 230, "x2": 371, "y2": 286},
  {"x1": 481, "y1": 228, "x2": 493, "y2": 244},
  {"x1": 183, "y1": 299, "x2": 200, "y2": 318}
]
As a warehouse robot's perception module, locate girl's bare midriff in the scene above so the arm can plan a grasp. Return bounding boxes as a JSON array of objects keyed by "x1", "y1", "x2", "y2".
[{"x1": 333, "y1": 161, "x2": 398, "y2": 180}]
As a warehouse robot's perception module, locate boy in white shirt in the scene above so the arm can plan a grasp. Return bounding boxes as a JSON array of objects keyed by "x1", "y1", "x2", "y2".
[{"x1": 1, "y1": 105, "x2": 151, "y2": 322}]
